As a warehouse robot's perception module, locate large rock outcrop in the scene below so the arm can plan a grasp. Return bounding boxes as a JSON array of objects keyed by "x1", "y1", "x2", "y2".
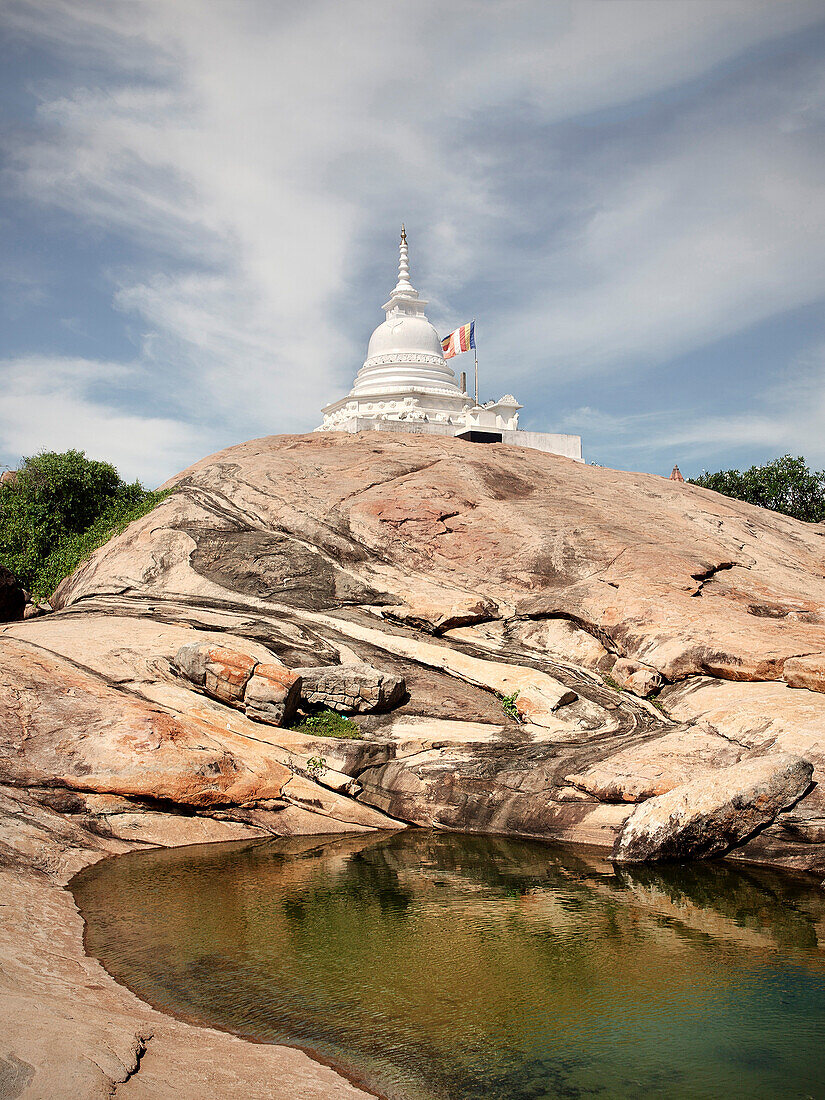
[
  {"x1": 53, "y1": 432, "x2": 825, "y2": 688},
  {"x1": 4, "y1": 430, "x2": 825, "y2": 872},
  {"x1": 4, "y1": 430, "x2": 825, "y2": 1096}
]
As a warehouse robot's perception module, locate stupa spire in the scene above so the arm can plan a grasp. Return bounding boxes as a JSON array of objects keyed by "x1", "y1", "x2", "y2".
[{"x1": 391, "y1": 223, "x2": 417, "y2": 299}]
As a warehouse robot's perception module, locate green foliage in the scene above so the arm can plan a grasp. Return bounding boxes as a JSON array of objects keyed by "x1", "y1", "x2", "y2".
[
  {"x1": 601, "y1": 673, "x2": 624, "y2": 693},
  {"x1": 0, "y1": 449, "x2": 168, "y2": 600},
  {"x1": 291, "y1": 709, "x2": 362, "y2": 739},
  {"x1": 305, "y1": 756, "x2": 328, "y2": 780},
  {"x1": 32, "y1": 490, "x2": 169, "y2": 601},
  {"x1": 500, "y1": 690, "x2": 521, "y2": 721},
  {"x1": 689, "y1": 455, "x2": 825, "y2": 523}
]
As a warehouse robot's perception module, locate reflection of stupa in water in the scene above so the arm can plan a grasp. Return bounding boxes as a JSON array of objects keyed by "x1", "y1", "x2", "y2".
[{"x1": 316, "y1": 227, "x2": 582, "y2": 460}]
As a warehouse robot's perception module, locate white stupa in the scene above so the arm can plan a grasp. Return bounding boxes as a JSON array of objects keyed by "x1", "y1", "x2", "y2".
[{"x1": 316, "y1": 228, "x2": 583, "y2": 461}]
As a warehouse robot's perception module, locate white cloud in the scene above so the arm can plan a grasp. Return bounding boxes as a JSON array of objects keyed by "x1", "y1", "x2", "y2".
[
  {"x1": 0, "y1": 356, "x2": 208, "y2": 484},
  {"x1": 501, "y1": 103, "x2": 825, "y2": 383},
  {"x1": 564, "y1": 343, "x2": 825, "y2": 469},
  {"x1": 3, "y1": 0, "x2": 825, "y2": 479}
]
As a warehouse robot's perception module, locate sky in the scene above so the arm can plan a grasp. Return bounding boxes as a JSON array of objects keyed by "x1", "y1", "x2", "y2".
[{"x1": 2, "y1": 0, "x2": 825, "y2": 486}]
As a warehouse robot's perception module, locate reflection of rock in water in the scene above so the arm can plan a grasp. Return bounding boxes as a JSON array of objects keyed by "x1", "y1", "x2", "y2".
[
  {"x1": 613, "y1": 861, "x2": 824, "y2": 952},
  {"x1": 72, "y1": 831, "x2": 825, "y2": 1100}
]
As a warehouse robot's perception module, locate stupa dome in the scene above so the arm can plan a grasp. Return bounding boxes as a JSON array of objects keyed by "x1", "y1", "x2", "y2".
[
  {"x1": 366, "y1": 315, "x2": 444, "y2": 361},
  {"x1": 319, "y1": 226, "x2": 523, "y2": 432}
]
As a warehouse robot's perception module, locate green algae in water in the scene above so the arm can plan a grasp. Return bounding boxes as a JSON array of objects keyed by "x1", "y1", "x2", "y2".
[{"x1": 71, "y1": 832, "x2": 825, "y2": 1100}]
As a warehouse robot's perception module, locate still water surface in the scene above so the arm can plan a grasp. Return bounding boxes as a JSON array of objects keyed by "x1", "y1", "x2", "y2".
[{"x1": 71, "y1": 831, "x2": 825, "y2": 1099}]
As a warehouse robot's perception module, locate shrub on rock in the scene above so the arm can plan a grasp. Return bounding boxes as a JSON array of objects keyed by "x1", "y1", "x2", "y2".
[
  {"x1": 0, "y1": 448, "x2": 166, "y2": 600},
  {"x1": 291, "y1": 709, "x2": 362, "y2": 739}
]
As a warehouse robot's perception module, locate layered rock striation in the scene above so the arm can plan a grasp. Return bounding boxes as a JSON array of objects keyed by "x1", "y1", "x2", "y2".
[
  {"x1": 2, "y1": 430, "x2": 823, "y2": 873},
  {"x1": 2, "y1": 430, "x2": 825, "y2": 1093}
]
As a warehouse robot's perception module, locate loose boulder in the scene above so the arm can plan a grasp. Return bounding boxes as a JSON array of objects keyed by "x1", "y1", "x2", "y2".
[
  {"x1": 175, "y1": 642, "x2": 257, "y2": 706},
  {"x1": 174, "y1": 642, "x2": 301, "y2": 727},
  {"x1": 613, "y1": 753, "x2": 813, "y2": 862},
  {"x1": 174, "y1": 641, "x2": 211, "y2": 685},
  {"x1": 612, "y1": 657, "x2": 663, "y2": 697},
  {"x1": 294, "y1": 662, "x2": 405, "y2": 714},
  {"x1": 244, "y1": 663, "x2": 301, "y2": 726},
  {"x1": 783, "y1": 654, "x2": 825, "y2": 694},
  {"x1": 204, "y1": 648, "x2": 258, "y2": 704}
]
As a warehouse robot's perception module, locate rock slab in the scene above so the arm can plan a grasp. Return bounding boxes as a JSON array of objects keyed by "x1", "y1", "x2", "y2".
[
  {"x1": 613, "y1": 753, "x2": 813, "y2": 862},
  {"x1": 783, "y1": 654, "x2": 825, "y2": 694},
  {"x1": 566, "y1": 726, "x2": 743, "y2": 802},
  {"x1": 245, "y1": 663, "x2": 302, "y2": 726},
  {"x1": 294, "y1": 662, "x2": 405, "y2": 714}
]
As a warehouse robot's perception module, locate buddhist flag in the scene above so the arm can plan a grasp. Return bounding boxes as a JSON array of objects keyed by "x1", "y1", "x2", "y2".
[{"x1": 441, "y1": 321, "x2": 475, "y2": 359}]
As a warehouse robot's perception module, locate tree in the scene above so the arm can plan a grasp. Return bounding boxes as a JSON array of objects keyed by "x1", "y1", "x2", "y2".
[
  {"x1": 0, "y1": 449, "x2": 165, "y2": 600},
  {"x1": 690, "y1": 455, "x2": 825, "y2": 523}
]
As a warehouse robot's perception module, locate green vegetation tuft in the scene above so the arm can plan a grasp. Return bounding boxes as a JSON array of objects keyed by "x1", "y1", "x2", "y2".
[
  {"x1": 305, "y1": 755, "x2": 328, "y2": 779},
  {"x1": 33, "y1": 490, "x2": 170, "y2": 601},
  {"x1": 689, "y1": 455, "x2": 825, "y2": 523},
  {"x1": 500, "y1": 690, "x2": 521, "y2": 721},
  {"x1": 0, "y1": 449, "x2": 170, "y2": 601},
  {"x1": 645, "y1": 693, "x2": 667, "y2": 714},
  {"x1": 291, "y1": 709, "x2": 362, "y2": 739},
  {"x1": 601, "y1": 673, "x2": 624, "y2": 693}
]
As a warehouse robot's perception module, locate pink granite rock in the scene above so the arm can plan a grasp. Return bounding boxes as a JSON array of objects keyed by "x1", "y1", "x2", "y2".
[
  {"x1": 613, "y1": 754, "x2": 813, "y2": 862},
  {"x1": 245, "y1": 663, "x2": 302, "y2": 726},
  {"x1": 783, "y1": 653, "x2": 825, "y2": 694},
  {"x1": 611, "y1": 657, "x2": 663, "y2": 697}
]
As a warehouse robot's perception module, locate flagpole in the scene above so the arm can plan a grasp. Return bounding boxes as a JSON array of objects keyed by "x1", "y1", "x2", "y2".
[{"x1": 473, "y1": 320, "x2": 478, "y2": 405}]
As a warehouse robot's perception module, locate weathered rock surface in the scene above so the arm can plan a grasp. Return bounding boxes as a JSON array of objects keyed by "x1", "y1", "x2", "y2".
[
  {"x1": 613, "y1": 754, "x2": 814, "y2": 862},
  {"x1": 2, "y1": 637, "x2": 293, "y2": 807},
  {"x1": 447, "y1": 616, "x2": 614, "y2": 671},
  {"x1": 51, "y1": 432, "x2": 825, "y2": 687},
  {"x1": 611, "y1": 657, "x2": 663, "y2": 697},
  {"x1": 783, "y1": 653, "x2": 825, "y2": 694},
  {"x1": 4, "y1": 430, "x2": 825, "y2": 1095},
  {"x1": 566, "y1": 726, "x2": 744, "y2": 802},
  {"x1": 245, "y1": 662, "x2": 302, "y2": 725},
  {"x1": 203, "y1": 645, "x2": 258, "y2": 703},
  {"x1": 0, "y1": 628, "x2": 398, "y2": 833},
  {"x1": 295, "y1": 661, "x2": 405, "y2": 713}
]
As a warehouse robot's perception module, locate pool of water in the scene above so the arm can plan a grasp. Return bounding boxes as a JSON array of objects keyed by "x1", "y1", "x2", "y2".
[{"x1": 71, "y1": 830, "x2": 825, "y2": 1100}]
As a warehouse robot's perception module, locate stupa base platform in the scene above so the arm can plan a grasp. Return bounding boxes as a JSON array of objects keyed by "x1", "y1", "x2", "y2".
[{"x1": 324, "y1": 416, "x2": 583, "y2": 461}]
